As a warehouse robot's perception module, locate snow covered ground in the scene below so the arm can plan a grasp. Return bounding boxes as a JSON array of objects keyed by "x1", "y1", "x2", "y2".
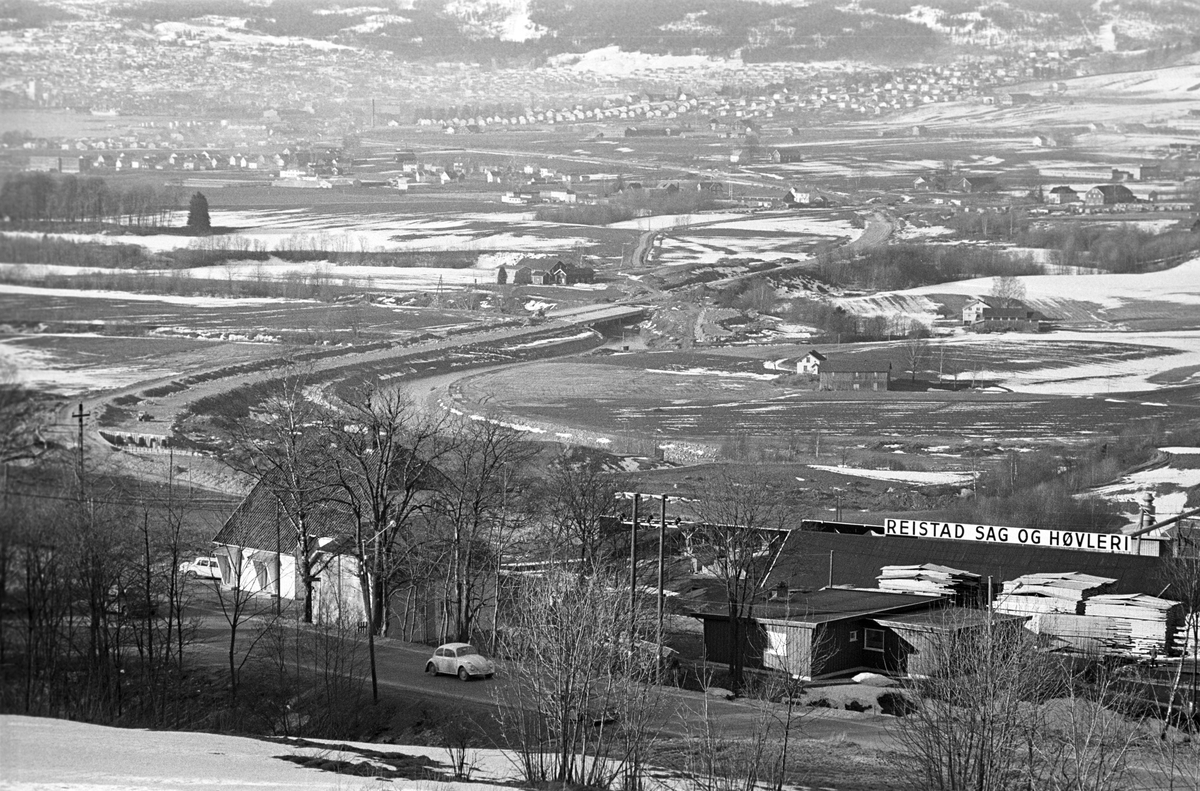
[
  {"x1": 903, "y1": 257, "x2": 1200, "y2": 312},
  {"x1": 0, "y1": 337, "x2": 163, "y2": 395},
  {"x1": 0, "y1": 210, "x2": 590, "y2": 256},
  {"x1": 844, "y1": 257, "x2": 1200, "y2": 395},
  {"x1": 1088, "y1": 447, "x2": 1200, "y2": 523},
  {"x1": 0, "y1": 714, "x2": 519, "y2": 791},
  {"x1": 0, "y1": 283, "x2": 308, "y2": 307},
  {"x1": 808, "y1": 464, "x2": 975, "y2": 486}
]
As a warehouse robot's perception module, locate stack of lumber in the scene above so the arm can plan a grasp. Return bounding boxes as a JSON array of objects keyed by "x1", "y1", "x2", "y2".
[
  {"x1": 1080, "y1": 594, "x2": 1182, "y2": 657},
  {"x1": 994, "y1": 572, "x2": 1116, "y2": 616},
  {"x1": 1027, "y1": 613, "x2": 1120, "y2": 654},
  {"x1": 877, "y1": 564, "x2": 981, "y2": 601}
]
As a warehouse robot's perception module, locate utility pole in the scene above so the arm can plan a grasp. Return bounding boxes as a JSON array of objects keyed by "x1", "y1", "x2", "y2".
[
  {"x1": 71, "y1": 402, "x2": 90, "y2": 485},
  {"x1": 621, "y1": 491, "x2": 675, "y2": 676},
  {"x1": 657, "y1": 494, "x2": 667, "y2": 671},
  {"x1": 628, "y1": 492, "x2": 638, "y2": 651}
]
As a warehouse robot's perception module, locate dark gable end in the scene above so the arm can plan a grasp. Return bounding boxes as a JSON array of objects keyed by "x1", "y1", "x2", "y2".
[{"x1": 212, "y1": 474, "x2": 355, "y2": 554}]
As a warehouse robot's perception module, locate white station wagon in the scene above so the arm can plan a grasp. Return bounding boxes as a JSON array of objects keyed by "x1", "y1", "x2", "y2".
[{"x1": 425, "y1": 642, "x2": 495, "y2": 681}]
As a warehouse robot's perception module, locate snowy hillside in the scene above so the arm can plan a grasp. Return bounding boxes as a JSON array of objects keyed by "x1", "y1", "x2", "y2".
[{"x1": 1, "y1": 715, "x2": 516, "y2": 791}]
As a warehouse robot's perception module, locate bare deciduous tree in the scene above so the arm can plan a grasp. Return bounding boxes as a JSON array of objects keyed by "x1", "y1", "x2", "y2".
[
  {"x1": 990, "y1": 275, "x2": 1027, "y2": 308},
  {"x1": 894, "y1": 612, "x2": 1147, "y2": 791},
  {"x1": 327, "y1": 384, "x2": 450, "y2": 637},
  {"x1": 433, "y1": 417, "x2": 532, "y2": 644},
  {"x1": 494, "y1": 571, "x2": 665, "y2": 789},
  {"x1": 226, "y1": 368, "x2": 336, "y2": 624},
  {"x1": 1160, "y1": 528, "x2": 1200, "y2": 732},
  {"x1": 541, "y1": 447, "x2": 622, "y2": 576},
  {"x1": 686, "y1": 470, "x2": 793, "y2": 690},
  {"x1": 905, "y1": 336, "x2": 930, "y2": 382}
]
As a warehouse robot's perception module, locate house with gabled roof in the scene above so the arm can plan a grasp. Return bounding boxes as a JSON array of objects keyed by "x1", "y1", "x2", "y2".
[
  {"x1": 550, "y1": 260, "x2": 595, "y2": 286},
  {"x1": 212, "y1": 463, "x2": 459, "y2": 637},
  {"x1": 963, "y1": 297, "x2": 1045, "y2": 330},
  {"x1": 1047, "y1": 185, "x2": 1079, "y2": 205},
  {"x1": 797, "y1": 349, "x2": 826, "y2": 375},
  {"x1": 1085, "y1": 184, "x2": 1136, "y2": 206},
  {"x1": 211, "y1": 472, "x2": 365, "y2": 625}
]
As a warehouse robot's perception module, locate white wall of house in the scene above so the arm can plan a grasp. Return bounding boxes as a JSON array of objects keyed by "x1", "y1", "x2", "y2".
[
  {"x1": 215, "y1": 545, "x2": 297, "y2": 600},
  {"x1": 313, "y1": 553, "x2": 368, "y2": 627}
]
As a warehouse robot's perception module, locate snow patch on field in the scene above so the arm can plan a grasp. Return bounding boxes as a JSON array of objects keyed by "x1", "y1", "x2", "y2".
[
  {"x1": 645, "y1": 367, "x2": 779, "y2": 381},
  {"x1": 905, "y1": 257, "x2": 1200, "y2": 310},
  {"x1": 1088, "y1": 451, "x2": 1200, "y2": 521},
  {"x1": 934, "y1": 330, "x2": 1200, "y2": 395},
  {"x1": 0, "y1": 340, "x2": 160, "y2": 396},
  {"x1": 2, "y1": 714, "x2": 519, "y2": 791},
  {"x1": 809, "y1": 464, "x2": 975, "y2": 486},
  {"x1": 606, "y1": 212, "x2": 744, "y2": 230},
  {"x1": 0, "y1": 283, "x2": 304, "y2": 306},
  {"x1": 504, "y1": 331, "x2": 595, "y2": 350},
  {"x1": 702, "y1": 215, "x2": 856, "y2": 236}
]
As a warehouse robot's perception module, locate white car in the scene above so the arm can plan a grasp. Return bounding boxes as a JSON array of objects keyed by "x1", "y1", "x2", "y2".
[
  {"x1": 425, "y1": 642, "x2": 495, "y2": 681},
  {"x1": 178, "y1": 556, "x2": 221, "y2": 580}
]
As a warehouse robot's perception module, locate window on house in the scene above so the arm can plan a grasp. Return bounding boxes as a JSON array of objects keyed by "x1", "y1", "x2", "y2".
[
  {"x1": 849, "y1": 630, "x2": 858, "y2": 642},
  {"x1": 864, "y1": 628, "x2": 885, "y2": 652}
]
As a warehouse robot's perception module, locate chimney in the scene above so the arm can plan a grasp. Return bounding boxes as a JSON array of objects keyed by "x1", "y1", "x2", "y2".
[{"x1": 1138, "y1": 492, "x2": 1155, "y2": 529}]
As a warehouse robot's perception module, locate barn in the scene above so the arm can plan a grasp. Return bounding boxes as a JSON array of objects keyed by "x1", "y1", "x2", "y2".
[{"x1": 818, "y1": 359, "x2": 891, "y2": 391}]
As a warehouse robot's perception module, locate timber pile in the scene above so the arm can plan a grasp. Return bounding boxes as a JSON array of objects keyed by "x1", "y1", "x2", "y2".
[
  {"x1": 1027, "y1": 613, "x2": 1115, "y2": 654},
  {"x1": 877, "y1": 564, "x2": 981, "y2": 602},
  {"x1": 1080, "y1": 594, "x2": 1182, "y2": 657},
  {"x1": 994, "y1": 572, "x2": 1116, "y2": 616}
]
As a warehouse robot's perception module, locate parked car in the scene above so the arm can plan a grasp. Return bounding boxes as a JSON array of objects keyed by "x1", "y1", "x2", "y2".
[
  {"x1": 425, "y1": 643, "x2": 495, "y2": 681},
  {"x1": 179, "y1": 556, "x2": 221, "y2": 580}
]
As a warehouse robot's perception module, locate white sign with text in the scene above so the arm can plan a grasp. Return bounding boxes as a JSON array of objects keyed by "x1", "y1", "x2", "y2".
[{"x1": 883, "y1": 518, "x2": 1159, "y2": 557}]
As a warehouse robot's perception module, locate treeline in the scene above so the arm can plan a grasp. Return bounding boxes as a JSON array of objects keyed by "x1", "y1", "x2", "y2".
[
  {"x1": 816, "y1": 244, "x2": 1042, "y2": 291},
  {"x1": 0, "y1": 234, "x2": 153, "y2": 269},
  {"x1": 0, "y1": 173, "x2": 183, "y2": 226},
  {"x1": 1017, "y1": 225, "x2": 1200, "y2": 273},
  {"x1": 946, "y1": 421, "x2": 1198, "y2": 531},
  {"x1": 535, "y1": 189, "x2": 718, "y2": 226},
  {"x1": 1, "y1": 266, "x2": 346, "y2": 302},
  {"x1": 0, "y1": 233, "x2": 481, "y2": 277}
]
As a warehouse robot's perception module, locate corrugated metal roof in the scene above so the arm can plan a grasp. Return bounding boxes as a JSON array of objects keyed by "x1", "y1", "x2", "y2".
[
  {"x1": 872, "y1": 608, "x2": 1024, "y2": 631},
  {"x1": 754, "y1": 587, "x2": 944, "y2": 624},
  {"x1": 769, "y1": 530, "x2": 1167, "y2": 597}
]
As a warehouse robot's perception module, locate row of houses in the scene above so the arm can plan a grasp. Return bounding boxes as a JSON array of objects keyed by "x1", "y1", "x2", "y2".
[
  {"x1": 496, "y1": 259, "x2": 594, "y2": 286},
  {"x1": 25, "y1": 146, "x2": 349, "y2": 176}
]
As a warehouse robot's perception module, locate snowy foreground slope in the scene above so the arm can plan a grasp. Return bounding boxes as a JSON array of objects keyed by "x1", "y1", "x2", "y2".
[{"x1": 0, "y1": 715, "x2": 517, "y2": 791}]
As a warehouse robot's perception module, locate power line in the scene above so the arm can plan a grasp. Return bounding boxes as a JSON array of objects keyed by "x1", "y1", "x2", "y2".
[{"x1": 3, "y1": 488, "x2": 237, "y2": 510}]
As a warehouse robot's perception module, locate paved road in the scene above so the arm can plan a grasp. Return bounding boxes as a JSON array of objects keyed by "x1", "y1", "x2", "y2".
[{"x1": 186, "y1": 586, "x2": 893, "y2": 746}]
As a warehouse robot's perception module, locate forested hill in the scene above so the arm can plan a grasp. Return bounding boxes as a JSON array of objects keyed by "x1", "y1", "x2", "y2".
[{"x1": 11, "y1": 0, "x2": 1200, "y2": 66}]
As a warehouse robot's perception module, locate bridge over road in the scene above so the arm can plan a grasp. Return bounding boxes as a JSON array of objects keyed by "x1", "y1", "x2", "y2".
[{"x1": 546, "y1": 303, "x2": 649, "y2": 327}]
